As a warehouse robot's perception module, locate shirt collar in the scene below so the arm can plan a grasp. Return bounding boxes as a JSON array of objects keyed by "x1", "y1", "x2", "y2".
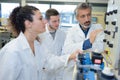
[{"x1": 79, "y1": 24, "x2": 90, "y2": 37}]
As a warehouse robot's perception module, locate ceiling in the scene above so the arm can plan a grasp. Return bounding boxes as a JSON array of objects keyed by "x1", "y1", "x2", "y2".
[{"x1": 0, "y1": 0, "x2": 109, "y2": 4}]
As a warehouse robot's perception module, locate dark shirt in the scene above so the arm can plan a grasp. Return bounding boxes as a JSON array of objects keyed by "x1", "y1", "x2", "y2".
[
  {"x1": 49, "y1": 30, "x2": 56, "y2": 40},
  {"x1": 79, "y1": 24, "x2": 92, "y2": 50}
]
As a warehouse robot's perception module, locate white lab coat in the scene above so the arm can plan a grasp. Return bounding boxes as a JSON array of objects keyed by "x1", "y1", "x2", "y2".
[
  {"x1": 62, "y1": 23, "x2": 105, "y2": 80},
  {"x1": 0, "y1": 32, "x2": 70, "y2": 80},
  {"x1": 39, "y1": 25, "x2": 66, "y2": 80}
]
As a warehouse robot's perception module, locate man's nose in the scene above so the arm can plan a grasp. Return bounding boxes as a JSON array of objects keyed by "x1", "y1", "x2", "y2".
[{"x1": 85, "y1": 16, "x2": 89, "y2": 21}]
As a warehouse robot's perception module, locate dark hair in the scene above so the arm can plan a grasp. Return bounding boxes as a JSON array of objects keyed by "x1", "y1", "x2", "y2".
[
  {"x1": 45, "y1": 8, "x2": 59, "y2": 20},
  {"x1": 74, "y1": 3, "x2": 92, "y2": 17},
  {"x1": 9, "y1": 5, "x2": 39, "y2": 36}
]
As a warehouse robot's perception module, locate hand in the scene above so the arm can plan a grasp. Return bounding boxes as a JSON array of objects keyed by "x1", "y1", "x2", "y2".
[
  {"x1": 68, "y1": 49, "x2": 83, "y2": 61},
  {"x1": 89, "y1": 29, "x2": 103, "y2": 44}
]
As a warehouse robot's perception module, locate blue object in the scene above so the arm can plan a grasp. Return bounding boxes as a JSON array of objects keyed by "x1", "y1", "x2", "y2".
[
  {"x1": 82, "y1": 53, "x2": 95, "y2": 80},
  {"x1": 84, "y1": 71, "x2": 95, "y2": 80},
  {"x1": 100, "y1": 62, "x2": 104, "y2": 70},
  {"x1": 83, "y1": 39, "x2": 92, "y2": 50},
  {"x1": 79, "y1": 53, "x2": 104, "y2": 80}
]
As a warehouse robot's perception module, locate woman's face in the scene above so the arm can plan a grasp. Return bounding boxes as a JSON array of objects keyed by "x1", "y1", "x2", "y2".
[{"x1": 30, "y1": 10, "x2": 46, "y2": 34}]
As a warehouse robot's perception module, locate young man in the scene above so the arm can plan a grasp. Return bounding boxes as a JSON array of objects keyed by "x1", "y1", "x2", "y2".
[
  {"x1": 39, "y1": 8, "x2": 66, "y2": 80},
  {"x1": 62, "y1": 3, "x2": 105, "y2": 80}
]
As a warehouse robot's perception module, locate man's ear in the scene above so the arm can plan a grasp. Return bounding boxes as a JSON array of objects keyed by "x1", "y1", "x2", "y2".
[{"x1": 24, "y1": 20, "x2": 32, "y2": 28}]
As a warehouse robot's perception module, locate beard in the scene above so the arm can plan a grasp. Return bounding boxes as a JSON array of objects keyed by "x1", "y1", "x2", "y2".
[
  {"x1": 82, "y1": 21, "x2": 91, "y2": 29},
  {"x1": 49, "y1": 25, "x2": 58, "y2": 31}
]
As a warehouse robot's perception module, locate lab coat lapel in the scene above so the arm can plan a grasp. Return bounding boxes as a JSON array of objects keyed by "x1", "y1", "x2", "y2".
[
  {"x1": 17, "y1": 32, "x2": 31, "y2": 50},
  {"x1": 46, "y1": 25, "x2": 54, "y2": 42},
  {"x1": 53, "y1": 29, "x2": 59, "y2": 43},
  {"x1": 45, "y1": 25, "x2": 55, "y2": 52},
  {"x1": 75, "y1": 24, "x2": 86, "y2": 39},
  {"x1": 17, "y1": 32, "x2": 35, "y2": 57},
  {"x1": 86, "y1": 24, "x2": 93, "y2": 39},
  {"x1": 18, "y1": 32, "x2": 39, "y2": 76}
]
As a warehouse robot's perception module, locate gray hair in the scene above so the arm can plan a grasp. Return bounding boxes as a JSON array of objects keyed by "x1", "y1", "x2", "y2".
[{"x1": 74, "y1": 3, "x2": 92, "y2": 17}]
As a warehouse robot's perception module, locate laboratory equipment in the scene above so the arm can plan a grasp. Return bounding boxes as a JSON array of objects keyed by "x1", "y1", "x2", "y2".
[
  {"x1": 75, "y1": 53, "x2": 104, "y2": 80},
  {"x1": 104, "y1": 0, "x2": 120, "y2": 78}
]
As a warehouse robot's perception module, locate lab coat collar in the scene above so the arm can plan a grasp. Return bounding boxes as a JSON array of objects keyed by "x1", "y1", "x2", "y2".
[
  {"x1": 16, "y1": 32, "x2": 31, "y2": 50},
  {"x1": 45, "y1": 24, "x2": 49, "y2": 33},
  {"x1": 75, "y1": 24, "x2": 92, "y2": 39},
  {"x1": 45, "y1": 24, "x2": 57, "y2": 40},
  {"x1": 74, "y1": 24, "x2": 86, "y2": 38}
]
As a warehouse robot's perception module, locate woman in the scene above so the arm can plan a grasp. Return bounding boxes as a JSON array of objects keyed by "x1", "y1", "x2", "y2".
[{"x1": 0, "y1": 5, "x2": 82, "y2": 80}]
